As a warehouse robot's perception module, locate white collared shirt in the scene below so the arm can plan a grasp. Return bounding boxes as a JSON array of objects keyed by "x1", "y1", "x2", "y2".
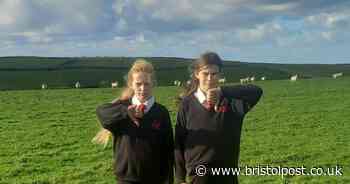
[
  {"x1": 131, "y1": 96, "x2": 155, "y2": 114},
  {"x1": 194, "y1": 88, "x2": 207, "y2": 104}
]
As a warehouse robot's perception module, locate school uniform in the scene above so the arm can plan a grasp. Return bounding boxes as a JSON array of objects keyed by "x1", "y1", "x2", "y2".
[
  {"x1": 175, "y1": 85, "x2": 263, "y2": 184},
  {"x1": 96, "y1": 96, "x2": 174, "y2": 184}
]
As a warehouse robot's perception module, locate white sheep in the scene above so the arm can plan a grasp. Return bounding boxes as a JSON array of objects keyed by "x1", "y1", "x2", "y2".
[
  {"x1": 111, "y1": 81, "x2": 118, "y2": 88},
  {"x1": 290, "y1": 75, "x2": 298, "y2": 81},
  {"x1": 332, "y1": 73, "x2": 343, "y2": 79},
  {"x1": 41, "y1": 83, "x2": 47, "y2": 89},
  {"x1": 75, "y1": 81, "x2": 81, "y2": 89}
]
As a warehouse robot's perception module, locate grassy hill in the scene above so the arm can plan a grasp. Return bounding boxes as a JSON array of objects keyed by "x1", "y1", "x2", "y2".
[{"x1": 0, "y1": 56, "x2": 349, "y2": 90}]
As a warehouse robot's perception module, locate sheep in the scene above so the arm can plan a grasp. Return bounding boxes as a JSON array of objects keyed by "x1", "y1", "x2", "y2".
[
  {"x1": 41, "y1": 83, "x2": 47, "y2": 89},
  {"x1": 290, "y1": 74, "x2": 298, "y2": 81},
  {"x1": 218, "y1": 78, "x2": 226, "y2": 84},
  {"x1": 111, "y1": 81, "x2": 118, "y2": 88},
  {"x1": 332, "y1": 73, "x2": 343, "y2": 79},
  {"x1": 75, "y1": 81, "x2": 81, "y2": 89},
  {"x1": 240, "y1": 77, "x2": 250, "y2": 84},
  {"x1": 174, "y1": 80, "x2": 182, "y2": 86},
  {"x1": 250, "y1": 76, "x2": 255, "y2": 82}
]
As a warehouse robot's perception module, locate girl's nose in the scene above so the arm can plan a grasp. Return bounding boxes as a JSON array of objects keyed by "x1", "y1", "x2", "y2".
[
  {"x1": 207, "y1": 74, "x2": 213, "y2": 80},
  {"x1": 140, "y1": 85, "x2": 145, "y2": 91}
]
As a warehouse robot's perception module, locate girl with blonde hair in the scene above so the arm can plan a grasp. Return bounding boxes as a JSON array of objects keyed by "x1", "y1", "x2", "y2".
[{"x1": 93, "y1": 59, "x2": 174, "y2": 184}]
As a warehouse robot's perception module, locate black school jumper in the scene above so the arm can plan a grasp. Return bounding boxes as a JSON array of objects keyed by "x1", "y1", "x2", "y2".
[
  {"x1": 175, "y1": 85, "x2": 263, "y2": 184},
  {"x1": 96, "y1": 99, "x2": 174, "y2": 184}
]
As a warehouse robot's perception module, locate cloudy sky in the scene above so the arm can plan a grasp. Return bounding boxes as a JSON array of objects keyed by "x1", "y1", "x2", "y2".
[{"x1": 1, "y1": 0, "x2": 350, "y2": 63}]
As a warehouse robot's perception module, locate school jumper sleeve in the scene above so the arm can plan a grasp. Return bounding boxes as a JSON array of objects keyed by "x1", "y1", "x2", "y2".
[
  {"x1": 174, "y1": 102, "x2": 188, "y2": 184},
  {"x1": 221, "y1": 84, "x2": 263, "y2": 113},
  {"x1": 96, "y1": 102, "x2": 129, "y2": 133},
  {"x1": 163, "y1": 110, "x2": 175, "y2": 184}
]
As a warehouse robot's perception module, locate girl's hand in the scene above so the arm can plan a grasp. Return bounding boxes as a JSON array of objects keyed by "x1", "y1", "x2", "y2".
[
  {"x1": 207, "y1": 87, "x2": 227, "y2": 112},
  {"x1": 127, "y1": 105, "x2": 140, "y2": 127},
  {"x1": 206, "y1": 87, "x2": 221, "y2": 108},
  {"x1": 127, "y1": 104, "x2": 145, "y2": 127},
  {"x1": 135, "y1": 104, "x2": 145, "y2": 118}
]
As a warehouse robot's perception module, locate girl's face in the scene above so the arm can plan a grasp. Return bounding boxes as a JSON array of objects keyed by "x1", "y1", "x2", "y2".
[
  {"x1": 195, "y1": 64, "x2": 220, "y2": 93},
  {"x1": 130, "y1": 72, "x2": 153, "y2": 103}
]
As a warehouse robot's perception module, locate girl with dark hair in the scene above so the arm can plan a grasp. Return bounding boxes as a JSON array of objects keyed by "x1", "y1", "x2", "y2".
[{"x1": 175, "y1": 52, "x2": 263, "y2": 184}]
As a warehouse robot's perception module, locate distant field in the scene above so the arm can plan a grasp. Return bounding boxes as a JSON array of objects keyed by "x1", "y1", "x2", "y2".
[
  {"x1": 1, "y1": 56, "x2": 349, "y2": 90},
  {"x1": 0, "y1": 78, "x2": 349, "y2": 183}
]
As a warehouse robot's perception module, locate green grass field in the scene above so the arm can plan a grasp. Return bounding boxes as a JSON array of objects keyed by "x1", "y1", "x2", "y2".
[{"x1": 0, "y1": 78, "x2": 349, "y2": 184}]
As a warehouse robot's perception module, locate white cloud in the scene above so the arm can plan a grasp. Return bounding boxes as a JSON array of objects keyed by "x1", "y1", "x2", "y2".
[
  {"x1": 141, "y1": 0, "x2": 158, "y2": 6},
  {"x1": 321, "y1": 31, "x2": 335, "y2": 41},
  {"x1": 42, "y1": 24, "x2": 66, "y2": 34},
  {"x1": 236, "y1": 22, "x2": 283, "y2": 42},
  {"x1": 112, "y1": 0, "x2": 127, "y2": 15},
  {"x1": 135, "y1": 33, "x2": 145, "y2": 43},
  {"x1": 115, "y1": 18, "x2": 128, "y2": 32},
  {"x1": 306, "y1": 11, "x2": 350, "y2": 28},
  {"x1": 1, "y1": 0, "x2": 114, "y2": 34},
  {"x1": 137, "y1": 0, "x2": 243, "y2": 23},
  {"x1": 11, "y1": 31, "x2": 53, "y2": 44},
  {"x1": 255, "y1": 2, "x2": 299, "y2": 12},
  {"x1": 0, "y1": 0, "x2": 23, "y2": 27},
  {"x1": 113, "y1": 36, "x2": 125, "y2": 41},
  {"x1": 0, "y1": 0, "x2": 350, "y2": 63}
]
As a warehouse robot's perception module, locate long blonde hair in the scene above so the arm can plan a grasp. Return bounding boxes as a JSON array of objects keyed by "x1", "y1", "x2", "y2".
[{"x1": 92, "y1": 59, "x2": 156, "y2": 147}]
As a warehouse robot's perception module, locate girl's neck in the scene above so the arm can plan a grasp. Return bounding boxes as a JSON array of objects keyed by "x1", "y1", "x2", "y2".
[{"x1": 198, "y1": 86, "x2": 207, "y2": 95}]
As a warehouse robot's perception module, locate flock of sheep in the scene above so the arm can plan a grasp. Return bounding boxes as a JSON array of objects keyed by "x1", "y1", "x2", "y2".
[
  {"x1": 173, "y1": 72, "x2": 344, "y2": 86},
  {"x1": 40, "y1": 73, "x2": 344, "y2": 89},
  {"x1": 173, "y1": 76, "x2": 267, "y2": 86},
  {"x1": 41, "y1": 81, "x2": 118, "y2": 89}
]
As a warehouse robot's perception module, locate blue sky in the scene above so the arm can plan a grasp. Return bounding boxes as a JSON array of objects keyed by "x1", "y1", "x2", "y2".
[{"x1": 0, "y1": 0, "x2": 350, "y2": 63}]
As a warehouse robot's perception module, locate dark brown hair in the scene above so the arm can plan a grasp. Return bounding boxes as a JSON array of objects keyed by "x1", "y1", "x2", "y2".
[{"x1": 178, "y1": 51, "x2": 223, "y2": 102}]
